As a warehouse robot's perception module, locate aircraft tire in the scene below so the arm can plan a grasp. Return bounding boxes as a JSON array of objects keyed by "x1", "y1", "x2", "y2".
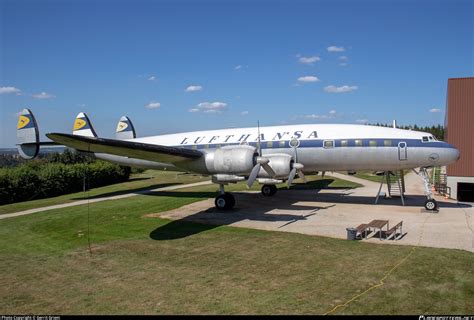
[
  {"x1": 262, "y1": 185, "x2": 277, "y2": 197},
  {"x1": 215, "y1": 193, "x2": 235, "y2": 210},
  {"x1": 424, "y1": 199, "x2": 438, "y2": 211}
]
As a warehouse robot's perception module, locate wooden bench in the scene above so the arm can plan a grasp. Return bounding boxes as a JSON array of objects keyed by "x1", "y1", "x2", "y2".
[
  {"x1": 355, "y1": 223, "x2": 369, "y2": 239},
  {"x1": 384, "y1": 221, "x2": 403, "y2": 240}
]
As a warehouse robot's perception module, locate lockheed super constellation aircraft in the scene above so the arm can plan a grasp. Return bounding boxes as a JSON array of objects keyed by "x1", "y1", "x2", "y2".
[{"x1": 17, "y1": 109, "x2": 459, "y2": 211}]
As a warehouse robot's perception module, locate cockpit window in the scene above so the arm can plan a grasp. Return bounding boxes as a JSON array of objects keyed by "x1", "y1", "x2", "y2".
[
  {"x1": 422, "y1": 136, "x2": 429, "y2": 142},
  {"x1": 428, "y1": 136, "x2": 434, "y2": 141}
]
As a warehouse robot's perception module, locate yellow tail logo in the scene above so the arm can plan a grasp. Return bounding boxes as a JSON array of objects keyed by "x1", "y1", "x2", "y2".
[
  {"x1": 116, "y1": 121, "x2": 128, "y2": 132},
  {"x1": 17, "y1": 115, "x2": 30, "y2": 129},
  {"x1": 74, "y1": 118, "x2": 87, "y2": 131}
]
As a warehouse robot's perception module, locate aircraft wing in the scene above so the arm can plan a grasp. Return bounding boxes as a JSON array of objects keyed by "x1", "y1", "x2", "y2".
[{"x1": 46, "y1": 133, "x2": 203, "y2": 163}]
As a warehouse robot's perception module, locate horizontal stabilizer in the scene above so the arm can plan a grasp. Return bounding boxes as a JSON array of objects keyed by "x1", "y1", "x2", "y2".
[{"x1": 46, "y1": 133, "x2": 203, "y2": 164}]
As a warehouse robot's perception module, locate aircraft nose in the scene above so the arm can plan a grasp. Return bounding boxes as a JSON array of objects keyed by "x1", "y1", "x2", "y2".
[{"x1": 446, "y1": 143, "x2": 460, "y2": 163}]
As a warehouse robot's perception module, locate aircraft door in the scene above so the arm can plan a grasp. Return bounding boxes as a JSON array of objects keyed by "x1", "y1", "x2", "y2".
[{"x1": 398, "y1": 141, "x2": 407, "y2": 160}]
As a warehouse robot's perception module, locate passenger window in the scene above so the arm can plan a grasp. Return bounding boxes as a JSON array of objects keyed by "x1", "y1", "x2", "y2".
[
  {"x1": 192, "y1": 145, "x2": 197, "y2": 150},
  {"x1": 422, "y1": 136, "x2": 429, "y2": 142},
  {"x1": 215, "y1": 144, "x2": 221, "y2": 149},
  {"x1": 267, "y1": 141, "x2": 273, "y2": 148},
  {"x1": 324, "y1": 140, "x2": 334, "y2": 148},
  {"x1": 384, "y1": 140, "x2": 392, "y2": 146},
  {"x1": 369, "y1": 140, "x2": 377, "y2": 147},
  {"x1": 204, "y1": 144, "x2": 209, "y2": 149},
  {"x1": 340, "y1": 140, "x2": 348, "y2": 147},
  {"x1": 279, "y1": 141, "x2": 286, "y2": 147},
  {"x1": 354, "y1": 139, "x2": 362, "y2": 146}
]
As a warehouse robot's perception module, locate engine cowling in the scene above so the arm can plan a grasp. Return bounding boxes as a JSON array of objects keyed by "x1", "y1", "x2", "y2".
[
  {"x1": 258, "y1": 154, "x2": 292, "y2": 178},
  {"x1": 205, "y1": 145, "x2": 256, "y2": 174}
]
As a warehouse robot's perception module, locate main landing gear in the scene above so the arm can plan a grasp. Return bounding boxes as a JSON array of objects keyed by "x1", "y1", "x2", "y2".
[
  {"x1": 215, "y1": 184, "x2": 235, "y2": 210},
  {"x1": 261, "y1": 184, "x2": 277, "y2": 197},
  {"x1": 214, "y1": 184, "x2": 278, "y2": 210}
]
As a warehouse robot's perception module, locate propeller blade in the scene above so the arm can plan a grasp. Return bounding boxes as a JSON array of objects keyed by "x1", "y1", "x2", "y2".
[
  {"x1": 247, "y1": 163, "x2": 261, "y2": 188},
  {"x1": 287, "y1": 167, "x2": 297, "y2": 187},
  {"x1": 261, "y1": 162, "x2": 276, "y2": 177},
  {"x1": 298, "y1": 170, "x2": 307, "y2": 183},
  {"x1": 321, "y1": 171, "x2": 326, "y2": 179}
]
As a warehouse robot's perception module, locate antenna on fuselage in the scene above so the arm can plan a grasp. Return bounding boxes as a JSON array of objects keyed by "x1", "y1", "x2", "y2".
[{"x1": 392, "y1": 120, "x2": 397, "y2": 128}]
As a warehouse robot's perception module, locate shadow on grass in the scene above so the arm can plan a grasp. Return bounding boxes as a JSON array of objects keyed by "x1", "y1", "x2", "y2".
[
  {"x1": 150, "y1": 220, "x2": 219, "y2": 240},
  {"x1": 72, "y1": 182, "x2": 182, "y2": 200}
]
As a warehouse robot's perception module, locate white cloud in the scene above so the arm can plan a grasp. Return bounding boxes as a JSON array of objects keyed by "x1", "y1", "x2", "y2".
[
  {"x1": 356, "y1": 119, "x2": 369, "y2": 123},
  {"x1": 147, "y1": 75, "x2": 156, "y2": 81},
  {"x1": 339, "y1": 56, "x2": 348, "y2": 60},
  {"x1": 339, "y1": 63, "x2": 348, "y2": 67},
  {"x1": 324, "y1": 85, "x2": 358, "y2": 93},
  {"x1": 0, "y1": 86, "x2": 21, "y2": 95},
  {"x1": 76, "y1": 103, "x2": 86, "y2": 107},
  {"x1": 241, "y1": 111, "x2": 249, "y2": 116},
  {"x1": 329, "y1": 110, "x2": 337, "y2": 114},
  {"x1": 429, "y1": 108, "x2": 442, "y2": 113},
  {"x1": 305, "y1": 114, "x2": 330, "y2": 119},
  {"x1": 191, "y1": 101, "x2": 228, "y2": 114},
  {"x1": 327, "y1": 46, "x2": 345, "y2": 52},
  {"x1": 298, "y1": 76, "x2": 320, "y2": 83},
  {"x1": 298, "y1": 55, "x2": 320, "y2": 65},
  {"x1": 145, "y1": 101, "x2": 161, "y2": 109},
  {"x1": 185, "y1": 85, "x2": 203, "y2": 92},
  {"x1": 32, "y1": 92, "x2": 55, "y2": 99},
  {"x1": 234, "y1": 65, "x2": 242, "y2": 70}
]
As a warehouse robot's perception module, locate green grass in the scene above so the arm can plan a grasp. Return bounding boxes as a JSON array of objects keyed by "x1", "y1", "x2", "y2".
[
  {"x1": 0, "y1": 174, "x2": 471, "y2": 314},
  {"x1": 0, "y1": 170, "x2": 207, "y2": 215},
  {"x1": 0, "y1": 171, "x2": 359, "y2": 215}
]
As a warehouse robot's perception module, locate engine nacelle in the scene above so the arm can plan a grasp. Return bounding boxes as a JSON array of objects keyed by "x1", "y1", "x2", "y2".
[
  {"x1": 205, "y1": 145, "x2": 256, "y2": 174},
  {"x1": 258, "y1": 154, "x2": 292, "y2": 178}
]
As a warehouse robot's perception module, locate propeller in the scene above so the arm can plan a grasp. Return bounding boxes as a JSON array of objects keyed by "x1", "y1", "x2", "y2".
[
  {"x1": 288, "y1": 138, "x2": 307, "y2": 187},
  {"x1": 247, "y1": 121, "x2": 276, "y2": 188}
]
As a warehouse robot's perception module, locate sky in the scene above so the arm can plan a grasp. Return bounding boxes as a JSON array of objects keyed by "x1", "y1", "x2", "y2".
[{"x1": 0, "y1": 0, "x2": 473, "y2": 147}]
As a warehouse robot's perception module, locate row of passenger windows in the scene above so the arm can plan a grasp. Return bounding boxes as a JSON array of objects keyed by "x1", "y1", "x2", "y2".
[
  {"x1": 187, "y1": 139, "x2": 396, "y2": 149},
  {"x1": 324, "y1": 139, "x2": 393, "y2": 148}
]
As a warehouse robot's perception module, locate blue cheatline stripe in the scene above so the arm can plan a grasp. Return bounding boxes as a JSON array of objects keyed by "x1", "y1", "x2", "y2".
[{"x1": 172, "y1": 138, "x2": 453, "y2": 150}]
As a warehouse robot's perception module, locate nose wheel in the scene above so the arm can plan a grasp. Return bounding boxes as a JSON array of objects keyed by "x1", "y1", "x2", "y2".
[
  {"x1": 261, "y1": 184, "x2": 277, "y2": 197},
  {"x1": 215, "y1": 192, "x2": 235, "y2": 210},
  {"x1": 424, "y1": 199, "x2": 438, "y2": 211}
]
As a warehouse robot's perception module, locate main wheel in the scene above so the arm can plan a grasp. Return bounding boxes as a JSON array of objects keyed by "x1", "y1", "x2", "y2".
[
  {"x1": 262, "y1": 184, "x2": 277, "y2": 197},
  {"x1": 215, "y1": 193, "x2": 235, "y2": 210},
  {"x1": 424, "y1": 199, "x2": 438, "y2": 211}
]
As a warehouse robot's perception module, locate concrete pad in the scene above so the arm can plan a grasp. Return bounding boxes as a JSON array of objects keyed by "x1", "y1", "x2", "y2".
[{"x1": 147, "y1": 172, "x2": 474, "y2": 253}]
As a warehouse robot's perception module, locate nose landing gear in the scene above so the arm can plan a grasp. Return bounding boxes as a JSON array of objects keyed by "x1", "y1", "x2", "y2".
[{"x1": 415, "y1": 168, "x2": 439, "y2": 212}]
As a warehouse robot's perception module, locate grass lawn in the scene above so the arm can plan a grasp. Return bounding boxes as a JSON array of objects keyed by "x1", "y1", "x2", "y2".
[
  {"x1": 0, "y1": 174, "x2": 472, "y2": 315},
  {"x1": 0, "y1": 170, "x2": 207, "y2": 215}
]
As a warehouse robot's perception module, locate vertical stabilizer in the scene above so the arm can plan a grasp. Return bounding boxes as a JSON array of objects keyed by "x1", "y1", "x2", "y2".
[
  {"x1": 73, "y1": 112, "x2": 97, "y2": 137},
  {"x1": 115, "y1": 116, "x2": 136, "y2": 140},
  {"x1": 16, "y1": 108, "x2": 40, "y2": 159}
]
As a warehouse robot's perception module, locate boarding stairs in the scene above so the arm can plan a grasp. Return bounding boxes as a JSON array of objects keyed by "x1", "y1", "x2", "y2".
[
  {"x1": 387, "y1": 170, "x2": 405, "y2": 198},
  {"x1": 375, "y1": 170, "x2": 405, "y2": 206}
]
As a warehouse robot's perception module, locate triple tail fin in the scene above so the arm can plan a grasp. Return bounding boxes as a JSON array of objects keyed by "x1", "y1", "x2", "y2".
[
  {"x1": 16, "y1": 108, "x2": 40, "y2": 159},
  {"x1": 73, "y1": 112, "x2": 98, "y2": 137},
  {"x1": 16, "y1": 108, "x2": 57, "y2": 159},
  {"x1": 115, "y1": 116, "x2": 136, "y2": 140}
]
